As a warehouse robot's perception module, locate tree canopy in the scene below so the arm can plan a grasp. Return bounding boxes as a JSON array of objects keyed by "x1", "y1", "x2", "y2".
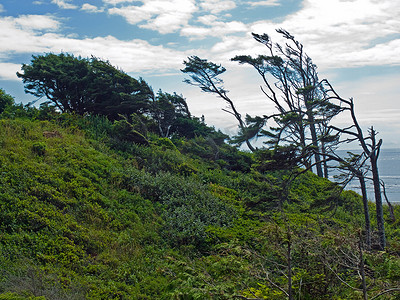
[{"x1": 17, "y1": 53, "x2": 154, "y2": 119}]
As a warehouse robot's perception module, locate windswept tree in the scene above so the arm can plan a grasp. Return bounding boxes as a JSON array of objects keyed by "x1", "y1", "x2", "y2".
[
  {"x1": 17, "y1": 53, "x2": 90, "y2": 114},
  {"x1": 86, "y1": 57, "x2": 154, "y2": 119},
  {"x1": 150, "y1": 91, "x2": 191, "y2": 138},
  {"x1": 17, "y1": 53, "x2": 153, "y2": 119},
  {"x1": 232, "y1": 29, "x2": 342, "y2": 177},
  {"x1": 181, "y1": 56, "x2": 257, "y2": 152},
  {"x1": 182, "y1": 31, "x2": 342, "y2": 175},
  {"x1": 318, "y1": 150, "x2": 372, "y2": 249}
]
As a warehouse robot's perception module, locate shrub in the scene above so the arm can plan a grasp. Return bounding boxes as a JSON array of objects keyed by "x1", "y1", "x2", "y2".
[
  {"x1": 112, "y1": 118, "x2": 149, "y2": 145},
  {"x1": 31, "y1": 142, "x2": 46, "y2": 156},
  {"x1": 0, "y1": 89, "x2": 14, "y2": 114}
]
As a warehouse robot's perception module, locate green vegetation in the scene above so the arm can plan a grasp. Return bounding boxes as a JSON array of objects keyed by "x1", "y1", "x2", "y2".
[{"x1": 0, "y1": 87, "x2": 399, "y2": 299}]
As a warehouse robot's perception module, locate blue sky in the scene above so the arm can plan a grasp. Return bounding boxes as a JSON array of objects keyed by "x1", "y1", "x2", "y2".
[{"x1": 0, "y1": 0, "x2": 399, "y2": 147}]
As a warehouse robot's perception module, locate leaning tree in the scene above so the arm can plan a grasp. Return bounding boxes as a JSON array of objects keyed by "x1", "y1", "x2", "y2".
[
  {"x1": 181, "y1": 56, "x2": 257, "y2": 152},
  {"x1": 231, "y1": 29, "x2": 342, "y2": 178},
  {"x1": 182, "y1": 30, "x2": 342, "y2": 176}
]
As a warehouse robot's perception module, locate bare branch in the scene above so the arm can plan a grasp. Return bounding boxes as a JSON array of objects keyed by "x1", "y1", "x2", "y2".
[{"x1": 370, "y1": 288, "x2": 400, "y2": 300}]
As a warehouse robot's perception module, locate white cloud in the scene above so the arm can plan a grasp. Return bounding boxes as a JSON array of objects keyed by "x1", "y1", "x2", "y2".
[
  {"x1": 0, "y1": 15, "x2": 191, "y2": 80},
  {"x1": 181, "y1": 20, "x2": 248, "y2": 39},
  {"x1": 0, "y1": 63, "x2": 21, "y2": 80},
  {"x1": 54, "y1": 36, "x2": 187, "y2": 72},
  {"x1": 108, "y1": 6, "x2": 150, "y2": 24},
  {"x1": 0, "y1": 16, "x2": 60, "y2": 53},
  {"x1": 197, "y1": 14, "x2": 219, "y2": 25},
  {"x1": 0, "y1": 4, "x2": 4, "y2": 13},
  {"x1": 12, "y1": 15, "x2": 61, "y2": 31},
  {"x1": 247, "y1": 0, "x2": 280, "y2": 7},
  {"x1": 178, "y1": 0, "x2": 400, "y2": 137},
  {"x1": 180, "y1": 14, "x2": 248, "y2": 39},
  {"x1": 0, "y1": 15, "x2": 61, "y2": 54},
  {"x1": 200, "y1": 0, "x2": 236, "y2": 14},
  {"x1": 102, "y1": 0, "x2": 136, "y2": 4},
  {"x1": 52, "y1": 0, "x2": 78, "y2": 9},
  {"x1": 108, "y1": 0, "x2": 197, "y2": 34},
  {"x1": 240, "y1": 0, "x2": 400, "y2": 69},
  {"x1": 81, "y1": 3, "x2": 104, "y2": 13},
  {"x1": 180, "y1": 26, "x2": 211, "y2": 37}
]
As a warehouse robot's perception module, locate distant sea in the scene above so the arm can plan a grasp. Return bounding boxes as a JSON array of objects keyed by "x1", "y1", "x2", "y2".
[{"x1": 330, "y1": 149, "x2": 400, "y2": 203}]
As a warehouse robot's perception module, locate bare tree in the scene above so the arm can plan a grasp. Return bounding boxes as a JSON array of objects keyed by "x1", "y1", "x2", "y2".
[{"x1": 323, "y1": 79, "x2": 386, "y2": 250}]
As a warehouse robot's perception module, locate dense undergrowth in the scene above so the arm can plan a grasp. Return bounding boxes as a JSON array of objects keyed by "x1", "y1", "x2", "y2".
[{"x1": 0, "y1": 105, "x2": 400, "y2": 299}]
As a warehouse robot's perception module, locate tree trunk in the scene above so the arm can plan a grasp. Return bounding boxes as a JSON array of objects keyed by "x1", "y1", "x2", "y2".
[
  {"x1": 358, "y1": 235, "x2": 368, "y2": 300},
  {"x1": 358, "y1": 174, "x2": 371, "y2": 250},
  {"x1": 287, "y1": 238, "x2": 294, "y2": 300},
  {"x1": 371, "y1": 154, "x2": 385, "y2": 249},
  {"x1": 309, "y1": 120, "x2": 323, "y2": 177},
  {"x1": 370, "y1": 128, "x2": 385, "y2": 250},
  {"x1": 245, "y1": 137, "x2": 256, "y2": 152},
  {"x1": 305, "y1": 96, "x2": 323, "y2": 177},
  {"x1": 321, "y1": 140, "x2": 329, "y2": 178}
]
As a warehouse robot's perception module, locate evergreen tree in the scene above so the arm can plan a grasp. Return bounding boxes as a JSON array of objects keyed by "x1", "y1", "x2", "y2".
[{"x1": 17, "y1": 53, "x2": 153, "y2": 119}]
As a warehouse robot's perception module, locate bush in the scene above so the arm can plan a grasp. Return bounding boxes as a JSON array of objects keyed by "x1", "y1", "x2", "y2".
[
  {"x1": 112, "y1": 118, "x2": 149, "y2": 145},
  {"x1": 31, "y1": 142, "x2": 46, "y2": 156},
  {"x1": 122, "y1": 168, "x2": 237, "y2": 248},
  {"x1": 0, "y1": 89, "x2": 14, "y2": 114}
]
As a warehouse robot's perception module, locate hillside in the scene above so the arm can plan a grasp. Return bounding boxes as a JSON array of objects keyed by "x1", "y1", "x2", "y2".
[{"x1": 0, "y1": 107, "x2": 400, "y2": 299}]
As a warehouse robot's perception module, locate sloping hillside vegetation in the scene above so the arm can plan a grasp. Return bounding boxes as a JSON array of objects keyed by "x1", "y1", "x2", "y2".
[{"x1": 0, "y1": 93, "x2": 400, "y2": 299}]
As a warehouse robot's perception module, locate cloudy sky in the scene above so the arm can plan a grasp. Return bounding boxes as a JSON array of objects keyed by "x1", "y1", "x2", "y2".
[{"x1": 1, "y1": 0, "x2": 399, "y2": 147}]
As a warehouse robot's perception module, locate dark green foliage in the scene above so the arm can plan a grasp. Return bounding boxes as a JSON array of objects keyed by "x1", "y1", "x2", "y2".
[
  {"x1": 0, "y1": 89, "x2": 14, "y2": 114},
  {"x1": 181, "y1": 56, "x2": 227, "y2": 94},
  {"x1": 31, "y1": 142, "x2": 47, "y2": 156},
  {"x1": 253, "y1": 146, "x2": 305, "y2": 171},
  {"x1": 111, "y1": 117, "x2": 149, "y2": 145},
  {"x1": 86, "y1": 57, "x2": 154, "y2": 119},
  {"x1": 17, "y1": 53, "x2": 91, "y2": 114},
  {"x1": 17, "y1": 53, "x2": 153, "y2": 118},
  {"x1": 151, "y1": 91, "x2": 191, "y2": 138},
  {"x1": 177, "y1": 135, "x2": 252, "y2": 172}
]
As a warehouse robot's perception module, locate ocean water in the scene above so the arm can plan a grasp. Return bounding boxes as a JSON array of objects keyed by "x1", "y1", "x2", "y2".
[{"x1": 331, "y1": 149, "x2": 400, "y2": 203}]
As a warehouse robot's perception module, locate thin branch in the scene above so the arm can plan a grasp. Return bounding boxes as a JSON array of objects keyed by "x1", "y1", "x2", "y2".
[
  {"x1": 380, "y1": 179, "x2": 395, "y2": 222},
  {"x1": 370, "y1": 288, "x2": 400, "y2": 300},
  {"x1": 266, "y1": 272, "x2": 290, "y2": 297},
  {"x1": 233, "y1": 296, "x2": 263, "y2": 300},
  {"x1": 325, "y1": 263, "x2": 362, "y2": 291}
]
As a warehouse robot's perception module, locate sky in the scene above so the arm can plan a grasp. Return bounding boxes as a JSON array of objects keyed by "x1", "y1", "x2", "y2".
[{"x1": 0, "y1": 0, "x2": 399, "y2": 148}]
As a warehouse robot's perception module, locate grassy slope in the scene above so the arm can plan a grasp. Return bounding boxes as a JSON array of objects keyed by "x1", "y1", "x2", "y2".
[{"x1": 0, "y1": 116, "x2": 400, "y2": 299}]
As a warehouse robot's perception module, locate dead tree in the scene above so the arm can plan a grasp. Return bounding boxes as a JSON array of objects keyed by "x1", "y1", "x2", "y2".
[{"x1": 323, "y1": 79, "x2": 386, "y2": 250}]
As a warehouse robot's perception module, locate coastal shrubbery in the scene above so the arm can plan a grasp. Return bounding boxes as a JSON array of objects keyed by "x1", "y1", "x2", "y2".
[{"x1": 0, "y1": 90, "x2": 399, "y2": 299}]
